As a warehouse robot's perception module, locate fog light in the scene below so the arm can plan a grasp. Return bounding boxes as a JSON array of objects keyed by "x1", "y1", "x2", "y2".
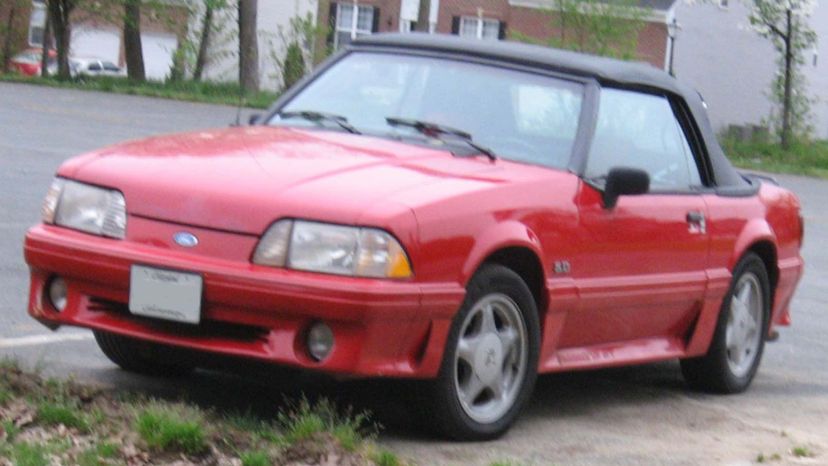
[
  {"x1": 307, "y1": 322, "x2": 334, "y2": 361},
  {"x1": 48, "y1": 277, "x2": 68, "y2": 312}
]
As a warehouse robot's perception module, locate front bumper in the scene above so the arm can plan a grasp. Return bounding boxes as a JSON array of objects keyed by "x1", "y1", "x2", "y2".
[{"x1": 24, "y1": 224, "x2": 464, "y2": 377}]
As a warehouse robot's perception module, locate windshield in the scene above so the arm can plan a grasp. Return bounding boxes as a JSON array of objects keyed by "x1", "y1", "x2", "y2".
[{"x1": 271, "y1": 52, "x2": 584, "y2": 169}]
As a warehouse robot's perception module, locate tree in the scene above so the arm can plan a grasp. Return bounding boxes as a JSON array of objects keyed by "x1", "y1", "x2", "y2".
[
  {"x1": 281, "y1": 41, "x2": 305, "y2": 90},
  {"x1": 40, "y1": 12, "x2": 52, "y2": 77},
  {"x1": 416, "y1": 0, "x2": 430, "y2": 32},
  {"x1": 271, "y1": 10, "x2": 324, "y2": 91},
  {"x1": 747, "y1": 0, "x2": 817, "y2": 148},
  {"x1": 1, "y1": 0, "x2": 27, "y2": 73},
  {"x1": 238, "y1": 0, "x2": 259, "y2": 92},
  {"x1": 123, "y1": 0, "x2": 145, "y2": 81},
  {"x1": 46, "y1": 0, "x2": 79, "y2": 80},
  {"x1": 514, "y1": 0, "x2": 647, "y2": 60}
]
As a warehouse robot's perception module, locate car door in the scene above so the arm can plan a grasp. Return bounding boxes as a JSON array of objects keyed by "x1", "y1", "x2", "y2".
[{"x1": 558, "y1": 88, "x2": 711, "y2": 349}]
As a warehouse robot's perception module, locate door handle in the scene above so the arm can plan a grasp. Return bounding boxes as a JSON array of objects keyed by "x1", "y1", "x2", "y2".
[
  {"x1": 686, "y1": 211, "x2": 704, "y2": 223},
  {"x1": 686, "y1": 211, "x2": 706, "y2": 234}
]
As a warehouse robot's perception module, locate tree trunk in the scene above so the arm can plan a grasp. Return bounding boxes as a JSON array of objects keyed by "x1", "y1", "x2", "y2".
[
  {"x1": 40, "y1": 13, "x2": 52, "y2": 77},
  {"x1": 47, "y1": 0, "x2": 72, "y2": 80},
  {"x1": 123, "y1": 0, "x2": 145, "y2": 81},
  {"x1": 781, "y1": 8, "x2": 793, "y2": 149},
  {"x1": 193, "y1": 3, "x2": 214, "y2": 81},
  {"x1": 2, "y1": 4, "x2": 17, "y2": 73},
  {"x1": 238, "y1": 0, "x2": 259, "y2": 92},
  {"x1": 416, "y1": 0, "x2": 429, "y2": 32},
  {"x1": 559, "y1": 0, "x2": 567, "y2": 44}
]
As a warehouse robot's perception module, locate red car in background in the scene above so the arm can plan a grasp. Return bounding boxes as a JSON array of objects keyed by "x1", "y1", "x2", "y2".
[
  {"x1": 24, "y1": 34, "x2": 804, "y2": 440},
  {"x1": 10, "y1": 47, "x2": 56, "y2": 76}
]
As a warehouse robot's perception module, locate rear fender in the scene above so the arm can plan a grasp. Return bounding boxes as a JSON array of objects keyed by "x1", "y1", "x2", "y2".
[{"x1": 729, "y1": 219, "x2": 777, "y2": 271}]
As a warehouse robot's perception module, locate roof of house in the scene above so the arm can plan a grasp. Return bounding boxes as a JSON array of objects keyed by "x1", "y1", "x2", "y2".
[
  {"x1": 636, "y1": 0, "x2": 679, "y2": 11},
  {"x1": 351, "y1": 33, "x2": 747, "y2": 188},
  {"x1": 509, "y1": 0, "x2": 679, "y2": 12}
]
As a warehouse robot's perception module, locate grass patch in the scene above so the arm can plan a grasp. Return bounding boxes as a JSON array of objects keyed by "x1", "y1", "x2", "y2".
[
  {"x1": 9, "y1": 442, "x2": 50, "y2": 466},
  {"x1": 0, "y1": 383, "x2": 10, "y2": 405},
  {"x1": 372, "y1": 449, "x2": 403, "y2": 466},
  {"x1": 240, "y1": 450, "x2": 271, "y2": 466},
  {"x1": 792, "y1": 445, "x2": 814, "y2": 457},
  {"x1": 135, "y1": 403, "x2": 207, "y2": 455},
  {"x1": 278, "y1": 397, "x2": 373, "y2": 450},
  {"x1": 721, "y1": 137, "x2": 828, "y2": 178},
  {"x1": 37, "y1": 401, "x2": 89, "y2": 431},
  {"x1": 0, "y1": 73, "x2": 278, "y2": 109},
  {"x1": 76, "y1": 442, "x2": 120, "y2": 466},
  {"x1": 0, "y1": 362, "x2": 409, "y2": 465}
]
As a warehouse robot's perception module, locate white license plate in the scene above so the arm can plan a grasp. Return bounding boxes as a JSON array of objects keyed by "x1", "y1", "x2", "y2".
[{"x1": 129, "y1": 265, "x2": 203, "y2": 324}]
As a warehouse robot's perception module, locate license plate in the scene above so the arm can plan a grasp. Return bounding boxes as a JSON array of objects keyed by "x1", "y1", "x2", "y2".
[{"x1": 129, "y1": 265, "x2": 203, "y2": 324}]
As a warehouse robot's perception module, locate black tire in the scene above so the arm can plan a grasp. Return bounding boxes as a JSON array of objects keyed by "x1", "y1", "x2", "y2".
[
  {"x1": 681, "y1": 252, "x2": 770, "y2": 393},
  {"x1": 94, "y1": 331, "x2": 194, "y2": 377},
  {"x1": 430, "y1": 264, "x2": 540, "y2": 440}
]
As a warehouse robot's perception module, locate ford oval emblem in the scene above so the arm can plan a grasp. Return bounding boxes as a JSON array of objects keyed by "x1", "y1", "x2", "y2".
[{"x1": 173, "y1": 232, "x2": 199, "y2": 248}]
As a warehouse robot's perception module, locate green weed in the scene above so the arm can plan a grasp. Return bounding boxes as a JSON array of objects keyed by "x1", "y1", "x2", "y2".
[{"x1": 135, "y1": 403, "x2": 207, "y2": 455}]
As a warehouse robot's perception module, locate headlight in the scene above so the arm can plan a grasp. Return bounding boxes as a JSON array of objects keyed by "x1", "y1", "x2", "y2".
[
  {"x1": 42, "y1": 178, "x2": 127, "y2": 239},
  {"x1": 253, "y1": 220, "x2": 413, "y2": 279}
]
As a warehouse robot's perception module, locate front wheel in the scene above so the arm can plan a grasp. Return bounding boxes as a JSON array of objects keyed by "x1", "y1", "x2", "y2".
[
  {"x1": 94, "y1": 331, "x2": 195, "y2": 377},
  {"x1": 681, "y1": 252, "x2": 770, "y2": 393},
  {"x1": 430, "y1": 264, "x2": 540, "y2": 440}
]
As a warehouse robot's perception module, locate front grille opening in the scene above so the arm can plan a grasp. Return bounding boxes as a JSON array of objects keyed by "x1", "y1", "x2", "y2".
[{"x1": 88, "y1": 297, "x2": 270, "y2": 343}]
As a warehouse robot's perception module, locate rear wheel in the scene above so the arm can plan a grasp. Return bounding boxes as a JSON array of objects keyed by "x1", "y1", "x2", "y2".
[
  {"x1": 430, "y1": 264, "x2": 540, "y2": 440},
  {"x1": 681, "y1": 252, "x2": 770, "y2": 393},
  {"x1": 94, "y1": 331, "x2": 194, "y2": 377}
]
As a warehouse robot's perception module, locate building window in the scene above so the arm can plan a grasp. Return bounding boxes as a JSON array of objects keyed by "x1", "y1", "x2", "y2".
[
  {"x1": 718, "y1": 0, "x2": 729, "y2": 8},
  {"x1": 453, "y1": 16, "x2": 503, "y2": 40},
  {"x1": 29, "y1": 0, "x2": 48, "y2": 47},
  {"x1": 333, "y1": 3, "x2": 377, "y2": 50}
]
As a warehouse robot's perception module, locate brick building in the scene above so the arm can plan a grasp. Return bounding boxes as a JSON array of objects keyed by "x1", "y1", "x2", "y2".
[{"x1": 316, "y1": 0, "x2": 679, "y2": 70}]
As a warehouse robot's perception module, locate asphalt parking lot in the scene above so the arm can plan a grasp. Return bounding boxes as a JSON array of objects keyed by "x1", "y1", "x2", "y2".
[{"x1": 1, "y1": 82, "x2": 827, "y2": 465}]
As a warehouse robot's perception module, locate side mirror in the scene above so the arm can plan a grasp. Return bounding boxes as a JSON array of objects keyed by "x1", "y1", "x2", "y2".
[
  {"x1": 602, "y1": 167, "x2": 650, "y2": 209},
  {"x1": 248, "y1": 113, "x2": 261, "y2": 126}
]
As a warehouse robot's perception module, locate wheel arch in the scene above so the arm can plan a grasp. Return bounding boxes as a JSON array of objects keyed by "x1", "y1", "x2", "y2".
[
  {"x1": 745, "y1": 240, "x2": 779, "y2": 306},
  {"x1": 731, "y1": 219, "x2": 780, "y2": 302},
  {"x1": 482, "y1": 247, "x2": 548, "y2": 320},
  {"x1": 460, "y1": 222, "x2": 549, "y2": 340}
]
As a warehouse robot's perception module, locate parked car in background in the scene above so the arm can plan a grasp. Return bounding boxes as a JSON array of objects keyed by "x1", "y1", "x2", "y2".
[
  {"x1": 46, "y1": 57, "x2": 126, "y2": 78},
  {"x1": 69, "y1": 57, "x2": 126, "y2": 77},
  {"x1": 10, "y1": 48, "x2": 56, "y2": 76},
  {"x1": 24, "y1": 34, "x2": 804, "y2": 441}
]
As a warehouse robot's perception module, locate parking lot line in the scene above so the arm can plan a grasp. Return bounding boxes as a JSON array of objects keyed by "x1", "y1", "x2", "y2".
[{"x1": 0, "y1": 332, "x2": 94, "y2": 348}]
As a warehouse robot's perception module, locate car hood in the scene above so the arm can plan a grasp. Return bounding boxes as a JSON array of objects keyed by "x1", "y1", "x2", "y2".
[{"x1": 60, "y1": 126, "x2": 508, "y2": 234}]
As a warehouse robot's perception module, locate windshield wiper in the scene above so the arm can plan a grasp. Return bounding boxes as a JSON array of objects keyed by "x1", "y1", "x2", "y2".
[
  {"x1": 278, "y1": 110, "x2": 361, "y2": 134},
  {"x1": 385, "y1": 117, "x2": 496, "y2": 161}
]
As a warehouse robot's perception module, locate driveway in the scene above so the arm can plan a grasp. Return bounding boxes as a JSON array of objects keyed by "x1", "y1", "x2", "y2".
[{"x1": 1, "y1": 82, "x2": 825, "y2": 465}]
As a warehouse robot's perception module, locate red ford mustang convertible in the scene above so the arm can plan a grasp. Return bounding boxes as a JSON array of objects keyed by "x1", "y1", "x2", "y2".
[{"x1": 24, "y1": 34, "x2": 803, "y2": 440}]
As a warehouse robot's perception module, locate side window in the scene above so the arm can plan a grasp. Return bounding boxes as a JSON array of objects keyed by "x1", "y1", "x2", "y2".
[
  {"x1": 88, "y1": 62, "x2": 102, "y2": 71},
  {"x1": 586, "y1": 88, "x2": 702, "y2": 191}
]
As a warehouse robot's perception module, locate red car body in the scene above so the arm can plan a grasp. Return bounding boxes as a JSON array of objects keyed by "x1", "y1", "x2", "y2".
[
  {"x1": 24, "y1": 34, "x2": 804, "y2": 439},
  {"x1": 22, "y1": 124, "x2": 804, "y2": 374},
  {"x1": 11, "y1": 48, "x2": 56, "y2": 76}
]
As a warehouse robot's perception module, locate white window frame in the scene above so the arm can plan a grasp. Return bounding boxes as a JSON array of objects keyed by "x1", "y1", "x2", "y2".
[
  {"x1": 29, "y1": 0, "x2": 48, "y2": 47},
  {"x1": 459, "y1": 16, "x2": 500, "y2": 41},
  {"x1": 334, "y1": 3, "x2": 375, "y2": 50}
]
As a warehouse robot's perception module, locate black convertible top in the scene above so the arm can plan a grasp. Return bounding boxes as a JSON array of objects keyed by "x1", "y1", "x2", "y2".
[{"x1": 353, "y1": 33, "x2": 748, "y2": 190}]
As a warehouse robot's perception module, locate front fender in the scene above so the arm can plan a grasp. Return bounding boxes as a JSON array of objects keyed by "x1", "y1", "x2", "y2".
[{"x1": 460, "y1": 220, "x2": 546, "y2": 285}]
